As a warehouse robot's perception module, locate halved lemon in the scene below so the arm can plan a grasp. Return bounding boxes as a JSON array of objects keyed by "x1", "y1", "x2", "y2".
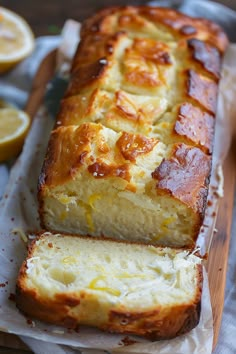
[
  {"x1": 0, "y1": 7, "x2": 34, "y2": 73},
  {"x1": 0, "y1": 108, "x2": 30, "y2": 162}
]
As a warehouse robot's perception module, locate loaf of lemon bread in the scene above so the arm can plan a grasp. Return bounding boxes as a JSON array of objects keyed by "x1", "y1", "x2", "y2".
[
  {"x1": 16, "y1": 232, "x2": 202, "y2": 339},
  {"x1": 38, "y1": 6, "x2": 228, "y2": 248}
]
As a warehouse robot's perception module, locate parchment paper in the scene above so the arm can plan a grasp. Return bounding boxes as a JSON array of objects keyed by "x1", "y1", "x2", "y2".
[
  {"x1": 0, "y1": 107, "x2": 214, "y2": 353},
  {"x1": 0, "y1": 12, "x2": 236, "y2": 354}
]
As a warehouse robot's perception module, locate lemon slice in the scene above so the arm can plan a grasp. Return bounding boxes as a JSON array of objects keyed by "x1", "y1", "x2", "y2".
[
  {"x1": 0, "y1": 108, "x2": 30, "y2": 162},
  {"x1": 0, "y1": 7, "x2": 34, "y2": 73}
]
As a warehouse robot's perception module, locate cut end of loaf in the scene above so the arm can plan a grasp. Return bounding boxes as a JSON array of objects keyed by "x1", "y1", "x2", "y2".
[
  {"x1": 38, "y1": 123, "x2": 209, "y2": 247},
  {"x1": 16, "y1": 232, "x2": 203, "y2": 339}
]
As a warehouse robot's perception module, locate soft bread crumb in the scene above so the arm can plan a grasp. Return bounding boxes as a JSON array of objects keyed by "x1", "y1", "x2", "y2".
[{"x1": 16, "y1": 232, "x2": 203, "y2": 339}]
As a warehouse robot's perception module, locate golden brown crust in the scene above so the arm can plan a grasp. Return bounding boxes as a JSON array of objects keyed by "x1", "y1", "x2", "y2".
[
  {"x1": 38, "y1": 123, "x2": 162, "y2": 188},
  {"x1": 174, "y1": 103, "x2": 215, "y2": 154},
  {"x1": 187, "y1": 38, "x2": 221, "y2": 80},
  {"x1": 38, "y1": 5, "x2": 228, "y2": 246},
  {"x1": 107, "y1": 292, "x2": 202, "y2": 339},
  {"x1": 116, "y1": 132, "x2": 158, "y2": 162},
  {"x1": 66, "y1": 60, "x2": 109, "y2": 96},
  {"x1": 16, "y1": 278, "x2": 201, "y2": 339},
  {"x1": 56, "y1": 89, "x2": 167, "y2": 133},
  {"x1": 114, "y1": 90, "x2": 160, "y2": 125},
  {"x1": 16, "y1": 284, "x2": 201, "y2": 339},
  {"x1": 38, "y1": 124, "x2": 102, "y2": 187},
  {"x1": 69, "y1": 6, "x2": 227, "y2": 98},
  {"x1": 140, "y1": 7, "x2": 227, "y2": 52},
  {"x1": 152, "y1": 144, "x2": 211, "y2": 214},
  {"x1": 186, "y1": 70, "x2": 218, "y2": 114},
  {"x1": 123, "y1": 38, "x2": 172, "y2": 90},
  {"x1": 87, "y1": 161, "x2": 131, "y2": 181},
  {"x1": 71, "y1": 31, "x2": 127, "y2": 74},
  {"x1": 80, "y1": 6, "x2": 228, "y2": 52}
]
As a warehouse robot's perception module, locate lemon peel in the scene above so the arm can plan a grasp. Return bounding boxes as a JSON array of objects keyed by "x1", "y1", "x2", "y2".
[{"x1": 0, "y1": 108, "x2": 30, "y2": 161}]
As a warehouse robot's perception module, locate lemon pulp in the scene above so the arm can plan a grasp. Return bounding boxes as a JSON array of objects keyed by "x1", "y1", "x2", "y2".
[
  {"x1": 0, "y1": 108, "x2": 30, "y2": 161},
  {"x1": 0, "y1": 7, "x2": 34, "y2": 73}
]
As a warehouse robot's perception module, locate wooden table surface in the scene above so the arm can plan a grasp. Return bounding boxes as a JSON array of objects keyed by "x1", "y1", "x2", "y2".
[{"x1": 0, "y1": 1, "x2": 236, "y2": 353}]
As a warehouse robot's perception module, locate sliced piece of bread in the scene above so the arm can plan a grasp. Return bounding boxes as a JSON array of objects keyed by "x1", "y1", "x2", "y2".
[{"x1": 16, "y1": 232, "x2": 202, "y2": 339}]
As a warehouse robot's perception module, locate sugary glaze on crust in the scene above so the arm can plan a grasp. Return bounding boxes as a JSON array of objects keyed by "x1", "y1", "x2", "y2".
[
  {"x1": 187, "y1": 69, "x2": 218, "y2": 114},
  {"x1": 174, "y1": 103, "x2": 214, "y2": 154},
  {"x1": 39, "y1": 123, "x2": 163, "y2": 190},
  {"x1": 38, "y1": 6, "x2": 228, "y2": 244},
  {"x1": 152, "y1": 144, "x2": 211, "y2": 214},
  {"x1": 187, "y1": 38, "x2": 221, "y2": 80}
]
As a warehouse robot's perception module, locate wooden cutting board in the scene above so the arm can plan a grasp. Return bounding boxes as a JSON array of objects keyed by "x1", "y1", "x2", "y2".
[{"x1": 0, "y1": 50, "x2": 235, "y2": 353}]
